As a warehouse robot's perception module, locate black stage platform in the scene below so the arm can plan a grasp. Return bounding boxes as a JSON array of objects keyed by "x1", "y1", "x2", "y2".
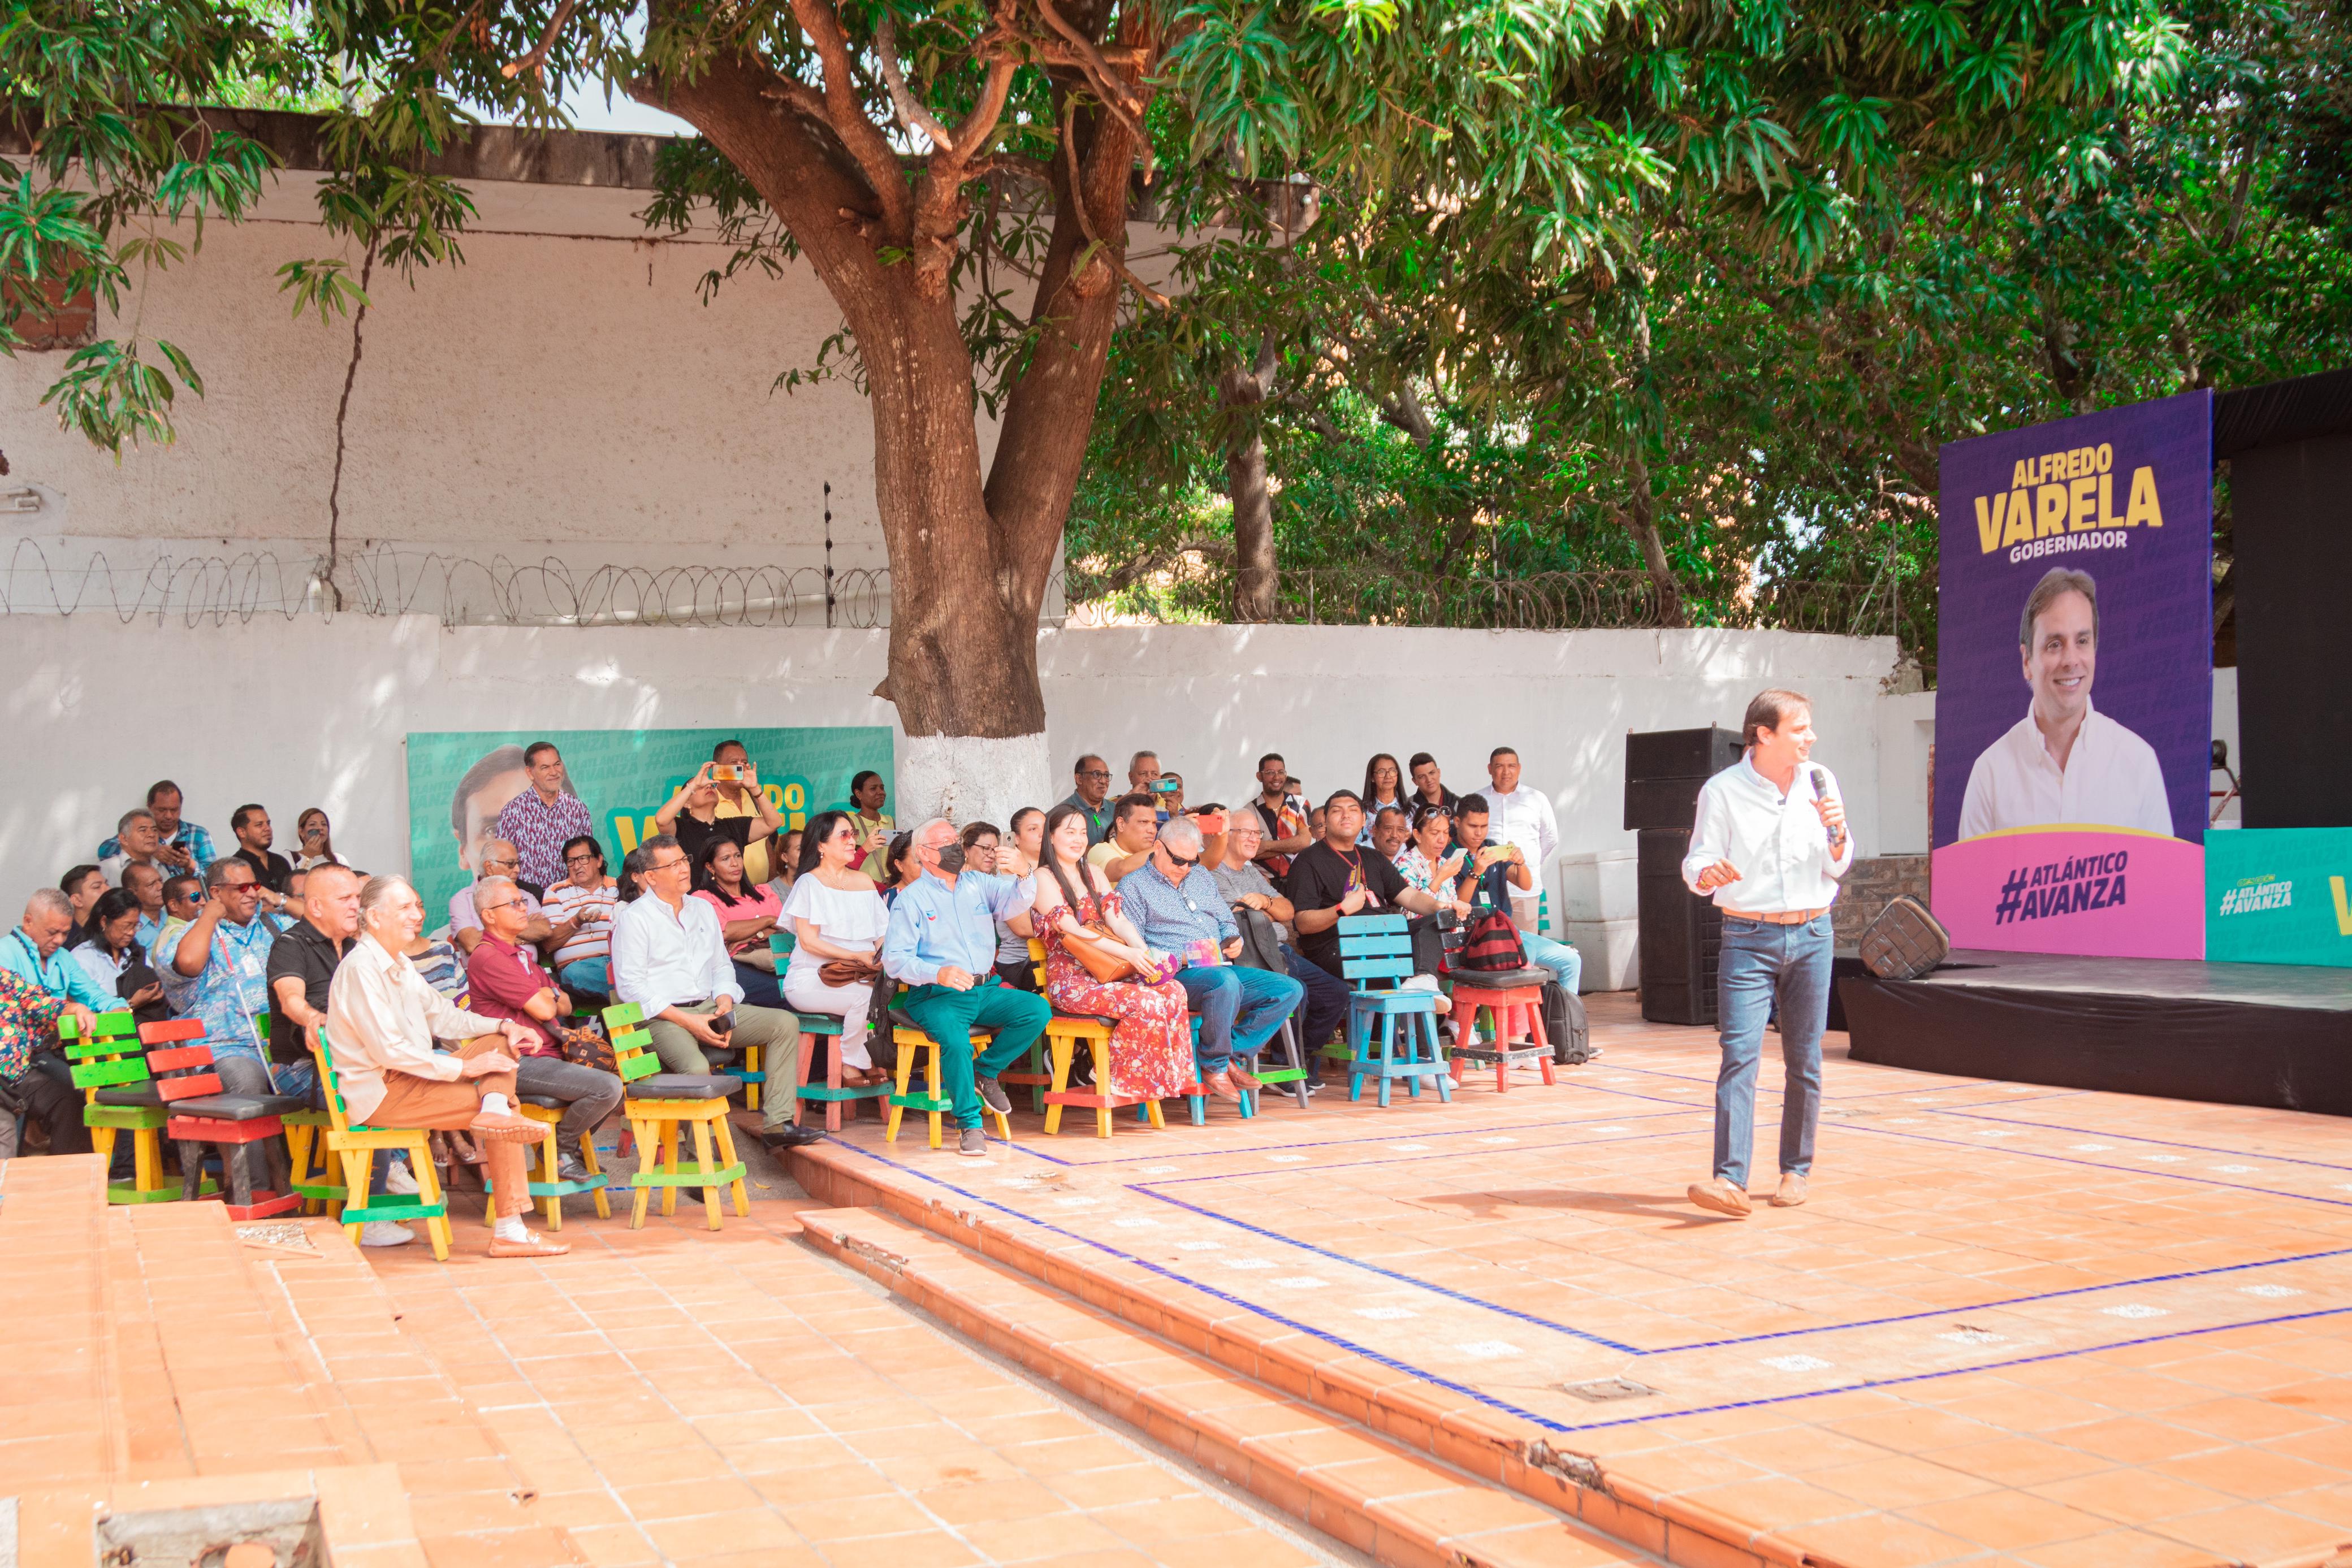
[{"x1": 1841, "y1": 948, "x2": 2352, "y2": 1115}]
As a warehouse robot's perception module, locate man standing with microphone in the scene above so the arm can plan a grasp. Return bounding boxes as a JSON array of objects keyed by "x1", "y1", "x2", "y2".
[{"x1": 1681, "y1": 688, "x2": 1852, "y2": 1218}]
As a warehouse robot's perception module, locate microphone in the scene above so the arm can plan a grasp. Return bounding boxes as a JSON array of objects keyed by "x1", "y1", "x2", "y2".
[{"x1": 1810, "y1": 766, "x2": 1847, "y2": 850}]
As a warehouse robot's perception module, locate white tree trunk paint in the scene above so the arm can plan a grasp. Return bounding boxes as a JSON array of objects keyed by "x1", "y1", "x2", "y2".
[{"x1": 897, "y1": 732, "x2": 1054, "y2": 833}]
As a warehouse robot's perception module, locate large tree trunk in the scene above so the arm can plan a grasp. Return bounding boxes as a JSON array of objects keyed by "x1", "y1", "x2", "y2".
[
  {"x1": 633, "y1": 18, "x2": 1145, "y2": 829},
  {"x1": 1221, "y1": 340, "x2": 1278, "y2": 621}
]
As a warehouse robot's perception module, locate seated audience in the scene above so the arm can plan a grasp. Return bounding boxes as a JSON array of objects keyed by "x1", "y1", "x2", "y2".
[
  {"x1": 655, "y1": 763, "x2": 750, "y2": 868},
  {"x1": 1001, "y1": 807, "x2": 1046, "y2": 878},
  {"x1": 1213, "y1": 816, "x2": 1349, "y2": 1066},
  {"x1": 847, "y1": 770, "x2": 894, "y2": 882},
  {"x1": 461, "y1": 874, "x2": 624, "y2": 1181},
  {"x1": 612, "y1": 832, "x2": 815, "y2": 1152},
  {"x1": 1247, "y1": 753, "x2": 1312, "y2": 878},
  {"x1": 0, "y1": 966, "x2": 95, "y2": 1159},
  {"x1": 1407, "y1": 752, "x2": 1461, "y2": 823},
  {"x1": 1360, "y1": 754, "x2": 1411, "y2": 840},
  {"x1": 1117, "y1": 816, "x2": 1303, "y2": 1100},
  {"x1": 1394, "y1": 807, "x2": 1473, "y2": 917},
  {"x1": 1452, "y1": 795, "x2": 1583, "y2": 995},
  {"x1": 709, "y1": 739, "x2": 790, "y2": 887},
  {"x1": 1286, "y1": 791, "x2": 1441, "y2": 986},
  {"x1": 100, "y1": 781, "x2": 214, "y2": 877},
  {"x1": 72, "y1": 889, "x2": 167, "y2": 1024},
  {"x1": 1025, "y1": 803, "x2": 1193, "y2": 1105},
  {"x1": 326, "y1": 874, "x2": 567, "y2": 1258},
  {"x1": 1370, "y1": 805, "x2": 1412, "y2": 863},
  {"x1": 1063, "y1": 756, "x2": 1116, "y2": 846},
  {"x1": 1086, "y1": 793, "x2": 1160, "y2": 885},
  {"x1": 496, "y1": 741, "x2": 596, "y2": 890},
  {"x1": 764, "y1": 828, "x2": 803, "y2": 903},
  {"x1": 62, "y1": 865, "x2": 106, "y2": 937},
  {"x1": 269, "y1": 864, "x2": 364, "y2": 1102},
  {"x1": 230, "y1": 804, "x2": 296, "y2": 908},
  {"x1": 100, "y1": 808, "x2": 165, "y2": 888},
  {"x1": 6, "y1": 887, "x2": 127, "y2": 1016},
  {"x1": 161, "y1": 859, "x2": 308, "y2": 1099},
  {"x1": 150, "y1": 874, "x2": 203, "y2": 967},
  {"x1": 691, "y1": 834, "x2": 787, "y2": 1009},
  {"x1": 780, "y1": 811, "x2": 891, "y2": 1088},
  {"x1": 881, "y1": 820, "x2": 1052, "y2": 1158},
  {"x1": 542, "y1": 835, "x2": 619, "y2": 997},
  {"x1": 959, "y1": 821, "x2": 1040, "y2": 991},
  {"x1": 879, "y1": 831, "x2": 921, "y2": 906},
  {"x1": 1127, "y1": 751, "x2": 1162, "y2": 791},
  {"x1": 408, "y1": 928, "x2": 468, "y2": 999},
  {"x1": 450, "y1": 841, "x2": 550, "y2": 955},
  {"x1": 123, "y1": 862, "x2": 166, "y2": 953},
  {"x1": 293, "y1": 807, "x2": 347, "y2": 870}
]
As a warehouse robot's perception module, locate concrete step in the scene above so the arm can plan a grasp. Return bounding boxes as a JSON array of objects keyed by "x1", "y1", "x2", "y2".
[{"x1": 799, "y1": 1203, "x2": 1658, "y2": 1568}]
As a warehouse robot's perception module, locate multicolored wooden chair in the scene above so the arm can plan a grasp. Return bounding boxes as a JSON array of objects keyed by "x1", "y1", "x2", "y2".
[
  {"x1": 1337, "y1": 913, "x2": 1451, "y2": 1106},
  {"x1": 885, "y1": 988, "x2": 1014, "y2": 1149},
  {"x1": 1023, "y1": 941, "x2": 1165, "y2": 1138},
  {"x1": 310, "y1": 1027, "x2": 453, "y2": 1259},
  {"x1": 141, "y1": 1019, "x2": 305, "y2": 1220},
  {"x1": 481, "y1": 1104, "x2": 610, "y2": 1229},
  {"x1": 773, "y1": 930, "x2": 885, "y2": 1131},
  {"x1": 1442, "y1": 926, "x2": 1555, "y2": 1094},
  {"x1": 602, "y1": 1002, "x2": 747, "y2": 1229},
  {"x1": 62, "y1": 1011, "x2": 189, "y2": 1205},
  {"x1": 252, "y1": 1012, "x2": 344, "y2": 1215}
]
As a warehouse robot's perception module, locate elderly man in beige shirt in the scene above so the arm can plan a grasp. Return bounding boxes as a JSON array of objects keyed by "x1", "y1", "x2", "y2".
[{"x1": 327, "y1": 872, "x2": 568, "y2": 1258}]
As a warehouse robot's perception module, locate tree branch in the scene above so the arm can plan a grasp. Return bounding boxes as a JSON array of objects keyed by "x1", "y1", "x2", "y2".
[
  {"x1": 501, "y1": 0, "x2": 579, "y2": 80},
  {"x1": 1032, "y1": 0, "x2": 1152, "y2": 177},
  {"x1": 873, "y1": 11, "x2": 959, "y2": 153},
  {"x1": 788, "y1": 0, "x2": 912, "y2": 232},
  {"x1": 1060, "y1": 94, "x2": 1168, "y2": 310}
]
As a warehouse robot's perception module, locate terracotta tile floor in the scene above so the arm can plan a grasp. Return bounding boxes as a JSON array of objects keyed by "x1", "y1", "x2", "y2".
[
  {"x1": 361, "y1": 1209, "x2": 1351, "y2": 1567},
  {"x1": 786, "y1": 994, "x2": 2352, "y2": 1567}
]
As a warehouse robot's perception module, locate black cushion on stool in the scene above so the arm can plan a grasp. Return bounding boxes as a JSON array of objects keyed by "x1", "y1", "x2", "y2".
[
  {"x1": 1450, "y1": 966, "x2": 1553, "y2": 990},
  {"x1": 168, "y1": 1093, "x2": 307, "y2": 1122},
  {"x1": 517, "y1": 1093, "x2": 568, "y2": 1111},
  {"x1": 629, "y1": 1073, "x2": 743, "y2": 1101},
  {"x1": 94, "y1": 1084, "x2": 164, "y2": 1108}
]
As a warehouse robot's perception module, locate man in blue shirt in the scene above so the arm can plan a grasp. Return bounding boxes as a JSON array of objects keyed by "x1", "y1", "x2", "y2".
[
  {"x1": 881, "y1": 820, "x2": 1052, "y2": 1157},
  {"x1": 97, "y1": 781, "x2": 216, "y2": 878},
  {"x1": 1117, "y1": 817, "x2": 1303, "y2": 1100},
  {"x1": 159, "y1": 859, "x2": 304, "y2": 1100},
  {"x1": 3, "y1": 887, "x2": 129, "y2": 1015}
]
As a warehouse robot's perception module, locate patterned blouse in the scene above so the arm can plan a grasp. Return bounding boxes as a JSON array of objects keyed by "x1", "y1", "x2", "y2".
[{"x1": 0, "y1": 965, "x2": 67, "y2": 1080}]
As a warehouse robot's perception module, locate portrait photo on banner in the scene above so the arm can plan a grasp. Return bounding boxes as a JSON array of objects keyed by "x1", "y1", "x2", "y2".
[
  {"x1": 1931, "y1": 389, "x2": 2213, "y2": 960},
  {"x1": 405, "y1": 726, "x2": 894, "y2": 926}
]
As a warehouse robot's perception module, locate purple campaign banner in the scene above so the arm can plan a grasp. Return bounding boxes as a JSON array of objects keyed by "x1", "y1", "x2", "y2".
[{"x1": 1931, "y1": 391, "x2": 2212, "y2": 960}]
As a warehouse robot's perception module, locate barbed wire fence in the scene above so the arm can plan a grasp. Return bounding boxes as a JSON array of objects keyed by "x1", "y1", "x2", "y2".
[{"x1": 0, "y1": 534, "x2": 1930, "y2": 672}]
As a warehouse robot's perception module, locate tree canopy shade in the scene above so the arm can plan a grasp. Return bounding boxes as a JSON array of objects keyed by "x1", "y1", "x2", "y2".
[{"x1": 0, "y1": 0, "x2": 2202, "y2": 807}]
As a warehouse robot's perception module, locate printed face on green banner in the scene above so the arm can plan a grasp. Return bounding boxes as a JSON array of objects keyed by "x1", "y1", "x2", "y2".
[
  {"x1": 2204, "y1": 828, "x2": 2352, "y2": 969},
  {"x1": 406, "y1": 726, "x2": 893, "y2": 927}
]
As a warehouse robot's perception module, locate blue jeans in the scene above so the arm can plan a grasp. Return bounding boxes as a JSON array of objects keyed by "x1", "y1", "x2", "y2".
[
  {"x1": 1519, "y1": 930, "x2": 1581, "y2": 994},
  {"x1": 1713, "y1": 912, "x2": 1834, "y2": 1186},
  {"x1": 559, "y1": 956, "x2": 611, "y2": 995},
  {"x1": 1282, "y1": 946, "x2": 1351, "y2": 1054},
  {"x1": 1173, "y1": 964, "x2": 1304, "y2": 1071}
]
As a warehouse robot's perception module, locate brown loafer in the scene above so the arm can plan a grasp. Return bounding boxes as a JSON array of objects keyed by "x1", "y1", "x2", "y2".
[
  {"x1": 1204, "y1": 1070, "x2": 1244, "y2": 1103},
  {"x1": 1229, "y1": 1065, "x2": 1263, "y2": 1090},
  {"x1": 1771, "y1": 1173, "x2": 1808, "y2": 1208},
  {"x1": 466, "y1": 1111, "x2": 545, "y2": 1144},
  {"x1": 486, "y1": 1233, "x2": 571, "y2": 1258},
  {"x1": 1687, "y1": 1177, "x2": 1753, "y2": 1218}
]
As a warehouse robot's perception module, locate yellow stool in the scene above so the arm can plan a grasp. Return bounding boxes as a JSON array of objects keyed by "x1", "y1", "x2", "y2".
[
  {"x1": 885, "y1": 1020, "x2": 1014, "y2": 1148},
  {"x1": 604, "y1": 1002, "x2": 748, "y2": 1229},
  {"x1": 481, "y1": 1101, "x2": 612, "y2": 1229},
  {"x1": 312, "y1": 1030, "x2": 452, "y2": 1261}
]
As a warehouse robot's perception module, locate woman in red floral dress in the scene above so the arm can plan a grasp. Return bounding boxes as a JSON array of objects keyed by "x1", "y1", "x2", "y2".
[{"x1": 1028, "y1": 804, "x2": 1193, "y2": 1102}]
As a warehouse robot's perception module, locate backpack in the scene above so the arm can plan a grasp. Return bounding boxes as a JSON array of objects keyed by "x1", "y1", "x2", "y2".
[
  {"x1": 1455, "y1": 906, "x2": 1527, "y2": 972},
  {"x1": 1860, "y1": 895, "x2": 1949, "y2": 981},
  {"x1": 1544, "y1": 982, "x2": 1592, "y2": 1065}
]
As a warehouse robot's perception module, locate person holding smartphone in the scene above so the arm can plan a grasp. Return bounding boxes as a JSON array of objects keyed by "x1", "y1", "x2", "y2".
[{"x1": 707, "y1": 739, "x2": 790, "y2": 885}]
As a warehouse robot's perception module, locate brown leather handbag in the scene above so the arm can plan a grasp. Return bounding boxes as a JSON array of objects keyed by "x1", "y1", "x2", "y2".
[{"x1": 1044, "y1": 860, "x2": 1138, "y2": 983}]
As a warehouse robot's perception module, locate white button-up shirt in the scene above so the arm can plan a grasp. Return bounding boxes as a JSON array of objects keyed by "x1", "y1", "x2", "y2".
[
  {"x1": 612, "y1": 892, "x2": 741, "y2": 1017},
  {"x1": 325, "y1": 935, "x2": 508, "y2": 1127},
  {"x1": 1681, "y1": 756, "x2": 1855, "y2": 913},
  {"x1": 1957, "y1": 699, "x2": 2173, "y2": 841},
  {"x1": 1480, "y1": 785, "x2": 1558, "y2": 906}
]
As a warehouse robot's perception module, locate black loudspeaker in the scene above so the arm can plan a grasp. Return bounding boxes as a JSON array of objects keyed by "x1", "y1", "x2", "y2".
[
  {"x1": 1624, "y1": 727, "x2": 1744, "y2": 831},
  {"x1": 1637, "y1": 828, "x2": 1722, "y2": 1025}
]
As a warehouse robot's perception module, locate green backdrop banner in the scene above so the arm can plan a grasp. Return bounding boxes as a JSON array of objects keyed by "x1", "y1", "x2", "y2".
[
  {"x1": 2204, "y1": 827, "x2": 2352, "y2": 968},
  {"x1": 407, "y1": 726, "x2": 893, "y2": 925}
]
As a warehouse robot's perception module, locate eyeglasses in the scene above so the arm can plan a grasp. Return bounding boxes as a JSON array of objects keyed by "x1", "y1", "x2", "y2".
[
  {"x1": 648, "y1": 856, "x2": 689, "y2": 873},
  {"x1": 482, "y1": 857, "x2": 520, "y2": 870},
  {"x1": 477, "y1": 899, "x2": 518, "y2": 916},
  {"x1": 1077, "y1": 770, "x2": 1110, "y2": 780},
  {"x1": 564, "y1": 852, "x2": 600, "y2": 865},
  {"x1": 1163, "y1": 850, "x2": 1202, "y2": 869}
]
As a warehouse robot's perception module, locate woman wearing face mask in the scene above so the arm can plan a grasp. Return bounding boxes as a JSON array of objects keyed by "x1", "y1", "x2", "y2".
[{"x1": 780, "y1": 811, "x2": 891, "y2": 1088}]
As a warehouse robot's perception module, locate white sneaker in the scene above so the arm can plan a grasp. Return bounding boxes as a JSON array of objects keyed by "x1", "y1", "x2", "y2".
[
  {"x1": 383, "y1": 1158, "x2": 418, "y2": 1196},
  {"x1": 358, "y1": 1221, "x2": 415, "y2": 1248}
]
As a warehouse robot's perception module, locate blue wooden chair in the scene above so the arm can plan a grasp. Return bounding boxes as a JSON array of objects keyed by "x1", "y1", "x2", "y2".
[
  {"x1": 1338, "y1": 913, "x2": 1450, "y2": 1106},
  {"x1": 770, "y1": 929, "x2": 886, "y2": 1131}
]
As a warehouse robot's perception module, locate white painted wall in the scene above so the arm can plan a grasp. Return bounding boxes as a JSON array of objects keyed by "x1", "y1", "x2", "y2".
[{"x1": 0, "y1": 618, "x2": 1900, "y2": 908}]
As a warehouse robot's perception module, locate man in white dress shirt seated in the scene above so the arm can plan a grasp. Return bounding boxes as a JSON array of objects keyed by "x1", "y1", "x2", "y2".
[
  {"x1": 1681, "y1": 688, "x2": 1853, "y2": 1219},
  {"x1": 1958, "y1": 566, "x2": 2172, "y2": 841},
  {"x1": 610, "y1": 831, "x2": 816, "y2": 1154}
]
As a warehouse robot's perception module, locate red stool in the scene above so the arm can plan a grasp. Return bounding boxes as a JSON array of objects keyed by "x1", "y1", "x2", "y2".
[
  {"x1": 1445, "y1": 968, "x2": 1555, "y2": 1093},
  {"x1": 143, "y1": 1019, "x2": 306, "y2": 1220}
]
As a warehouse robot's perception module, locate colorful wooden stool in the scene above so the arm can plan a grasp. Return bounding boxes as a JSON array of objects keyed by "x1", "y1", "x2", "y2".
[
  {"x1": 312, "y1": 1029, "x2": 452, "y2": 1259},
  {"x1": 482, "y1": 1101, "x2": 611, "y2": 1228},
  {"x1": 603, "y1": 1002, "x2": 747, "y2": 1229},
  {"x1": 142, "y1": 1019, "x2": 304, "y2": 1220},
  {"x1": 885, "y1": 999, "x2": 1014, "y2": 1149},
  {"x1": 62, "y1": 1011, "x2": 191, "y2": 1205},
  {"x1": 1446, "y1": 961, "x2": 1556, "y2": 1093},
  {"x1": 1338, "y1": 915, "x2": 1451, "y2": 1106}
]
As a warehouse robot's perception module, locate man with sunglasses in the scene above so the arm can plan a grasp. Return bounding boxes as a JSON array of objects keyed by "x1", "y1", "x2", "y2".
[
  {"x1": 1118, "y1": 816, "x2": 1303, "y2": 1103},
  {"x1": 611, "y1": 832, "x2": 818, "y2": 1153},
  {"x1": 449, "y1": 840, "x2": 551, "y2": 956}
]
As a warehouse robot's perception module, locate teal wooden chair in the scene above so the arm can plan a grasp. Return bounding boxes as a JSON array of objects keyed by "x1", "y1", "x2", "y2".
[
  {"x1": 62, "y1": 1011, "x2": 192, "y2": 1205},
  {"x1": 771, "y1": 928, "x2": 884, "y2": 1131},
  {"x1": 1338, "y1": 913, "x2": 1450, "y2": 1106}
]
